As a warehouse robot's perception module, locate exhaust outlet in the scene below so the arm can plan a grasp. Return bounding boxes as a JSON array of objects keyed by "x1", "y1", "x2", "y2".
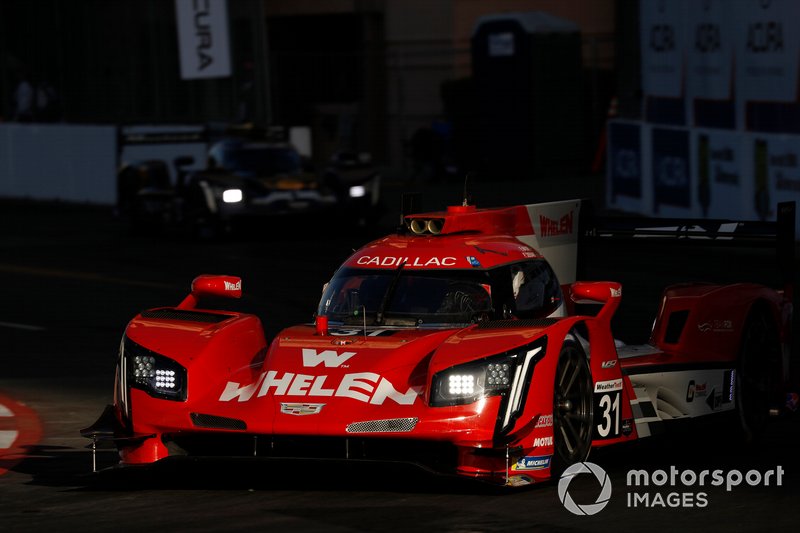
[
  {"x1": 409, "y1": 219, "x2": 428, "y2": 234},
  {"x1": 427, "y1": 219, "x2": 444, "y2": 234}
]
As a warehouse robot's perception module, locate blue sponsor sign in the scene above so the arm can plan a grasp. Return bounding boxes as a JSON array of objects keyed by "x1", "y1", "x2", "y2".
[
  {"x1": 609, "y1": 122, "x2": 642, "y2": 201},
  {"x1": 652, "y1": 128, "x2": 691, "y2": 213}
]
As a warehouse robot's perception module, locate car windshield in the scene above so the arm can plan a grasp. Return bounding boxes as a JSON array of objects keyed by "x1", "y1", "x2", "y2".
[
  {"x1": 221, "y1": 145, "x2": 302, "y2": 176},
  {"x1": 318, "y1": 259, "x2": 564, "y2": 327},
  {"x1": 318, "y1": 267, "x2": 494, "y2": 327}
]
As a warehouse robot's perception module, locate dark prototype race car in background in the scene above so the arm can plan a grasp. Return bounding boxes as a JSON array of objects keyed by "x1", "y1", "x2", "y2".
[
  {"x1": 84, "y1": 198, "x2": 795, "y2": 486},
  {"x1": 117, "y1": 127, "x2": 381, "y2": 236}
]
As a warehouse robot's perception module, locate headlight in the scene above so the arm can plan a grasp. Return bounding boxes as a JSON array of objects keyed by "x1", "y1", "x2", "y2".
[
  {"x1": 125, "y1": 339, "x2": 187, "y2": 401},
  {"x1": 430, "y1": 338, "x2": 547, "y2": 415},
  {"x1": 431, "y1": 354, "x2": 515, "y2": 406},
  {"x1": 222, "y1": 188, "x2": 243, "y2": 203},
  {"x1": 349, "y1": 185, "x2": 366, "y2": 198}
]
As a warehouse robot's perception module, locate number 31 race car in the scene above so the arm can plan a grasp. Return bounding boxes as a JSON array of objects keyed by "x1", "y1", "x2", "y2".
[{"x1": 83, "y1": 199, "x2": 794, "y2": 486}]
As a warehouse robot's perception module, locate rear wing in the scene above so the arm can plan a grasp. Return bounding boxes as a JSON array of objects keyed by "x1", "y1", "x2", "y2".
[
  {"x1": 579, "y1": 201, "x2": 796, "y2": 290},
  {"x1": 515, "y1": 199, "x2": 582, "y2": 286}
]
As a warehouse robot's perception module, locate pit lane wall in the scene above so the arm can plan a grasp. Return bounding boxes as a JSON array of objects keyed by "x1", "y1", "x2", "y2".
[
  {"x1": 0, "y1": 123, "x2": 117, "y2": 204},
  {"x1": 607, "y1": 0, "x2": 800, "y2": 236}
]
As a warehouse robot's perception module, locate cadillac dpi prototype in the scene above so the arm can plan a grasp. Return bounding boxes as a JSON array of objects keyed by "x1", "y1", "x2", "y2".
[{"x1": 83, "y1": 199, "x2": 794, "y2": 486}]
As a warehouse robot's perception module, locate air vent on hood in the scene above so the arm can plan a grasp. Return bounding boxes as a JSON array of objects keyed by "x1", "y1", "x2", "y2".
[{"x1": 141, "y1": 309, "x2": 232, "y2": 324}]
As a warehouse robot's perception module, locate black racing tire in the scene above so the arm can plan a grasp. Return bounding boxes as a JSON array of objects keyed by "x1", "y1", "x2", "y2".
[
  {"x1": 736, "y1": 309, "x2": 780, "y2": 443},
  {"x1": 551, "y1": 340, "x2": 594, "y2": 475}
]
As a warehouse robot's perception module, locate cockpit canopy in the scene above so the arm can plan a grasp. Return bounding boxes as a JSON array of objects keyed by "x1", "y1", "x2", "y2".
[{"x1": 317, "y1": 258, "x2": 563, "y2": 327}]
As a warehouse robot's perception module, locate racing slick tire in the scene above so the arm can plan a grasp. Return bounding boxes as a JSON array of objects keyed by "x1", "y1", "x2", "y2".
[
  {"x1": 736, "y1": 308, "x2": 781, "y2": 443},
  {"x1": 551, "y1": 340, "x2": 594, "y2": 475}
]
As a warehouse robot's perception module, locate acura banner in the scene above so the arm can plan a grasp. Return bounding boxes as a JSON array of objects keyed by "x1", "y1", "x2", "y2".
[{"x1": 175, "y1": 0, "x2": 231, "y2": 80}]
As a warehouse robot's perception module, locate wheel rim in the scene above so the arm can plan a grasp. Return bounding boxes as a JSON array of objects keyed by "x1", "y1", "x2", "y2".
[{"x1": 553, "y1": 345, "x2": 593, "y2": 466}]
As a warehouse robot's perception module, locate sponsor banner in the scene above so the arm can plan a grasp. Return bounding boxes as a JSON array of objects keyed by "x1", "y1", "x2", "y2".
[
  {"x1": 605, "y1": 121, "x2": 799, "y2": 233},
  {"x1": 686, "y1": 0, "x2": 736, "y2": 128},
  {"x1": 175, "y1": 0, "x2": 232, "y2": 80},
  {"x1": 652, "y1": 127, "x2": 695, "y2": 217},
  {"x1": 736, "y1": 0, "x2": 800, "y2": 106},
  {"x1": 640, "y1": 0, "x2": 688, "y2": 125},
  {"x1": 694, "y1": 129, "x2": 746, "y2": 219},
  {"x1": 607, "y1": 120, "x2": 648, "y2": 215},
  {"x1": 748, "y1": 134, "x2": 800, "y2": 233},
  {"x1": 640, "y1": 0, "x2": 687, "y2": 99}
]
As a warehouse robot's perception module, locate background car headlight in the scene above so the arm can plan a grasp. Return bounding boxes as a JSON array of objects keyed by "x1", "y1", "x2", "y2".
[
  {"x1": 125, "y1": 339, "x2": 187, "y2": 401},
  {"x1": 222, "y1": 188, "x2": 243, "y2": 203},
  {"x1": 348, "y1": 185, "x2": 366, "y2": 198}
]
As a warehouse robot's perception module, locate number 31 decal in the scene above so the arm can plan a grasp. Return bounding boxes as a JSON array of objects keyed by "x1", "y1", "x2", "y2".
[{"x1": 594, "y1": 391, "x2": 621, "y2": 438}]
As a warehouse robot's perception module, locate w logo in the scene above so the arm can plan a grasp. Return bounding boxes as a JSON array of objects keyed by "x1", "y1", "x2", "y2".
[{"x1": 301, "y1": 349, "x2": 356, "y2": 368}]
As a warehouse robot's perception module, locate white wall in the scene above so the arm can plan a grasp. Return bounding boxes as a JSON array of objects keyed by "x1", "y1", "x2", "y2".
[{"x1": 0, "y1": 124, "x2": 117, "y2": 205}]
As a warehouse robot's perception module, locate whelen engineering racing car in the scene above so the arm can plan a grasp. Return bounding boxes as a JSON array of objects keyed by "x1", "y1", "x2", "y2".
[{"x1": 83, "y1": 199, "x2": 795, "y2": 486}]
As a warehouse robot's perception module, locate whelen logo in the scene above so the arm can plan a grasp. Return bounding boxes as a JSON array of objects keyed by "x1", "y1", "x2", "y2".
[
  {"x1": 301, "y1": 349, "x2": 355, "y2": 368},
  {"x1": 539, "y1": 211, "x2": 574, "y2": 237},
  {"x1": 218, "y1": 349, "x2": 417, "y2": 406},
  {"x1": 224, "y1": 280, "x2": 241, "y2": 291}
]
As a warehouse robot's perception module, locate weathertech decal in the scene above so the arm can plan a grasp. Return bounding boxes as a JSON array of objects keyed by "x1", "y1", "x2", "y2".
[{"x1": 594, "y1": 379, "x2": 623, "y2": 393}]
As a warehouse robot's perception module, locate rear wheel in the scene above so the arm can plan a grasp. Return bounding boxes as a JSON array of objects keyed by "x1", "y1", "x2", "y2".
[
  {"x1": 552, "y1": 341, "x2": 594, "y2": 474},
  {"x1": 737, "y1": 309, "x2": 780, "y2": 442}
]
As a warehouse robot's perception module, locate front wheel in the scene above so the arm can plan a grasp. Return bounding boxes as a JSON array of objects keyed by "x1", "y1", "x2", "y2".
[
  {"x1": 552, "y1": 341, "x2": 594, "y2": 475},
  {"x1": 737, "y1": 310, "x2": 780, "y2": 443}
]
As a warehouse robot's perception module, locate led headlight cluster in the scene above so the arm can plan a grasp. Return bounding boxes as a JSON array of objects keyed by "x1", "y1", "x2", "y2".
[
  {"x1": 448, "y1": 374, "x2": 475, "y2": 395},
  {"x1": 125, "y1": 339, "x2": 187, "y2": 401},
  {"x1": 486, "y1": 362, "x2": 511, "y2": 389},
  {"x1": 430, "y1": 338, "x2": 547, "y2": 409},
  {"x1": 431, "y1": 355, "x2": 515, "y2": 407},
  {"x1": 348, "y1": 185, "x2": 366, "y2": 198},
  {"x1": 222, "y1": 188, "x2": 243, "y2": 203}
]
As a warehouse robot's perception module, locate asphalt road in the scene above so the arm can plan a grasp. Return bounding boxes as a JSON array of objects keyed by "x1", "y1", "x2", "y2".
[{"x1": 1, "y1": 195, "x2": 799, "y2": 532}]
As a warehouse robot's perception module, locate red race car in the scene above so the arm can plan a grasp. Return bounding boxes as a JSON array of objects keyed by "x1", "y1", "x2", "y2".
[{"x1": 83, "y1": 199, "x2": 795, "y2": 486}]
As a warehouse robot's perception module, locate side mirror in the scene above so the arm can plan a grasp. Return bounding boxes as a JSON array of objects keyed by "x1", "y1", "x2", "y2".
[
  {"x1": 177, "y1": 275, "x2": 242, "y2": 309},
  {"x1": 192, "y1": 275, "x2": 242, "y2": 298},
  {"x1": 570, "y1": 281, "x2": 621, "y2": 322}
]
